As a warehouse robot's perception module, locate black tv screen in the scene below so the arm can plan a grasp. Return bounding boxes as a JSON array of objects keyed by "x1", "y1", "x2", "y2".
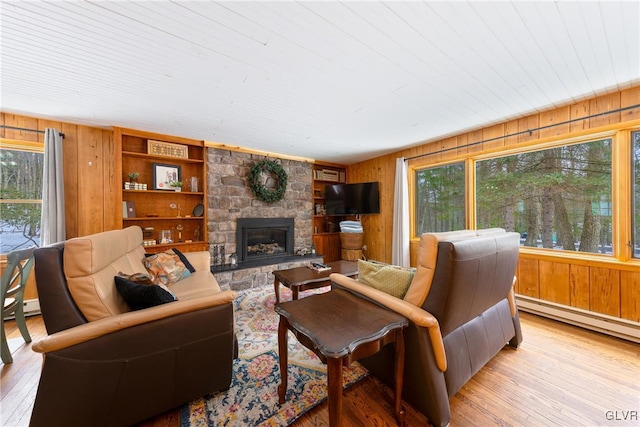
[{"x1": 325, "y1": 182, "x2": 380, "y2": 216}]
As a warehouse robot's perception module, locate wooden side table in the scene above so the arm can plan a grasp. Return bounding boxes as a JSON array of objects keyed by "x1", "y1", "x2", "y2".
[
  {"x1": 275, "y1": 289, "x2": 408, "y2": 426},
  {"x1": 272, "y1": 260, "x2": 358, "y2": 304}
]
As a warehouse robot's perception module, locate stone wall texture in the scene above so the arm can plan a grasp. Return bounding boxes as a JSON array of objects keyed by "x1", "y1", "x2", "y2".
[
  {"x1": 206, "y1": 148, "x2": 313, "y2": 263},
  {"x1": 213, "y1": 255, "x2": 323, "y2": 291}
]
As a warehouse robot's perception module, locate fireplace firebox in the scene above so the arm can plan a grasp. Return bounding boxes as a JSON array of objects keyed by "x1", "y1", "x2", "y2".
[{"x1": 237, "y1": 218, "x2": 294, "y2": 263}]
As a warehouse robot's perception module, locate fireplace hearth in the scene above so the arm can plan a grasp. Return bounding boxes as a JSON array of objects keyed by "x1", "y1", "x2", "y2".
[{"x1": 237, "y1": 218, "x2": 294, "y2": 263}]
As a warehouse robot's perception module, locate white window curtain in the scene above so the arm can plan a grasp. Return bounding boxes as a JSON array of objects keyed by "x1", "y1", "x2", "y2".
[
  {"x1": 40, "y1": 128, "x2": 65, "y2": 245},
  {"x1": 392, "y1": 157, "x2": 410, "y2": 266}
]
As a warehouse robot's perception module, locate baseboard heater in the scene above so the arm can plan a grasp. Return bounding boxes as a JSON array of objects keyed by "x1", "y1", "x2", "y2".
[
  {"x1": 3, "y1": 299, "x2": 40, "y2": 321},
  {"x1": 23, "y1": 299, "x2": 41, "y2": 317},
  {"x1": 516, "y1": 295, "x2": 640, "y2": 343}
]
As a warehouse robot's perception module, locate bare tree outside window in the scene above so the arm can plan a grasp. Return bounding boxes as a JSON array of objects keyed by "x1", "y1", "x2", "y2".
[
  {"x1": 476, "y1": 138, "x2": 612, "y2": 254},
  {"x1": 0, "y1": 148, "x2": 43, "y2": 252},
  {"x1": 414, "y1": 162, "x2": 465, "y2": 234}
]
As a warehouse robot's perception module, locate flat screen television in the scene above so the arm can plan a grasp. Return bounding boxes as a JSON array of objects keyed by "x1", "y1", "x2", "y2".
[{"x1": 324, "y1": 181, "x2": 380, "y2": 216}]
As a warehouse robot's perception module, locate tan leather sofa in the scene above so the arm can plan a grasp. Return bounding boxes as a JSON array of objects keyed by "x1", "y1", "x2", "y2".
[
  {"x1": 331, "y1": 229, "x2": 522, "y2": 427},
  {"x1": 30, "y1": 226, "x2": 237, "y2": 427}
]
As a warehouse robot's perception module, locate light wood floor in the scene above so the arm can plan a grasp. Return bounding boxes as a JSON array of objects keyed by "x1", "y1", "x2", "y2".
[{"x1": 2, "y1": 312, "x2": 638, "y2": 426}]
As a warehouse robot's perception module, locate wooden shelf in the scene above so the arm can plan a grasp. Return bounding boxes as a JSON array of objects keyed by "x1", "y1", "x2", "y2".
[
  {"x1": 122, "y1": 150, "x2": 204, "y2": 163},
  {"x1": 124, "y1": 216, "x2": 204, "y2": 221},
  {"x1": 143, "y1": 241, "x2": 209, "y2": 254},
  {"x1": 116, "y1": 127, "x2": 208, "y2": 252},
  {"x1": 312, "y1": 163, "x2": 347, "y2": 262},
  {"x1": 123, "y1": 189, "x2": 204, "y2": 196}
]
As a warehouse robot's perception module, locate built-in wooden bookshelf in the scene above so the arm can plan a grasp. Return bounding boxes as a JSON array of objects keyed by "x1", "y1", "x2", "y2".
[
  {"x1": 115, "y1": 127, "x2": 208, "y2": 253},
  {"x1": 312, "y1": 163, "x2": 347, "y2": 262}
]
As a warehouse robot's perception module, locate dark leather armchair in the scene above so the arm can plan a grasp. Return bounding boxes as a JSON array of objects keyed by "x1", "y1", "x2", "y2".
[
  {"x1": 30, "y1": 227, "x2": 237, "y2": 426},
  {"x1": 331, "y1": 229, "x2": 522, "y2": 427}
]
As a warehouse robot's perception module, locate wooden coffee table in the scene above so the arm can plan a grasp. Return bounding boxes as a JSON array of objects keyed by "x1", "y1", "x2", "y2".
[
  {"x1": 272, "y1": 260, "x2": 358, "y2": 304},
  {"x1": 275, "y1": 289, "x2": 408, "y2": 426}
]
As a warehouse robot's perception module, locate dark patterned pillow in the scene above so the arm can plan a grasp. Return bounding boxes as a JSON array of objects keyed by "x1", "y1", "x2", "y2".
[{"x1": 115, "y1": 272, "x2": 177, "y2": 311}]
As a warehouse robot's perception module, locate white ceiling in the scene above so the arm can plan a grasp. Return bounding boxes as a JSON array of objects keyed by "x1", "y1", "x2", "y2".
[{"x1": 1, "y1": 1, "x2": 639, "y2": 164}]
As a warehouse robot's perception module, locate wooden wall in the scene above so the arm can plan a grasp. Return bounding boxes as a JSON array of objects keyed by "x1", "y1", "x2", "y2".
[
  {"x1": 348, "y1": 86, "x2": 640, "y2": 323},
  {"x1": 1, "y1": 113, "x2": 117, "y2": 299}
]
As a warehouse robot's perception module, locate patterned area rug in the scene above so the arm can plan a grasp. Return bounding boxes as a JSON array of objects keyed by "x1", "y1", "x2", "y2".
[{"x1": 180, "y1": 285, "x2": 369, "y2": 426}]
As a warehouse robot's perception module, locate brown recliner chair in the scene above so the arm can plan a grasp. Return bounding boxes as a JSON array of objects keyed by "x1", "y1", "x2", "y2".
[
  {"x1": 331, "y1": 229, "x2": 522, "y2": 427},
  {"x1": 30, "y1": 226, "x2": 237, "y2": 426}
]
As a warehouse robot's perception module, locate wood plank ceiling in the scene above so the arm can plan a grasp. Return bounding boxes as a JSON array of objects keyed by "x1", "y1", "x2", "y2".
[{"x1": 1, "y1": 1, "x2": 639, "y2": 163}]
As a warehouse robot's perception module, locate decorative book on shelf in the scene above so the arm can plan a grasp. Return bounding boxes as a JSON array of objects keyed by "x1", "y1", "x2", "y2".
[{"x1": 122, "y1": 201, "x2": 136, "y2": 218}]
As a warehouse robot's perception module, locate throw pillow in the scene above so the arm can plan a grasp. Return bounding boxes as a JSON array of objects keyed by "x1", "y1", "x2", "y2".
[
  {"x1": 144, "y1": 250, "x2": 192, "y2": 284},
  {"x1": 171, "y1": 248, "x2": 196, "y2": 273},
  {"x1": 357, "y1": 259, "x2": 415, "y2": 299},
  {"x1": 145, "y1": 248, "x2": 196, "y2": 273},
  {"x1": 114, "y1": 272, "x2": 177, "y2": 311}
]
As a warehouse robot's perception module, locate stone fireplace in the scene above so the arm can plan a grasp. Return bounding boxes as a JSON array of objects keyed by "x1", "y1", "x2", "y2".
[
  {"x1": 207, "y1": 149, "x2": 320, "y2": 290},
  {"x1": 236, "y1": 218, "x2": 294, "y2": 263}
]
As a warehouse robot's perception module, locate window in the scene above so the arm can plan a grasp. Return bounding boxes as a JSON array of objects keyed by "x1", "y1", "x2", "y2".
[
  {"x1": 0, "y1": 143, "x2": 44, "y2": 253},
  {"x1": 633, "y1": 131, "x2": 640, "y2": 258},
  {"x1": 414, "y1": 162, "x2": 465, "y2": 234},
  {"x1": 476, "y1": 138, "x2": 613, "y2": 254}
]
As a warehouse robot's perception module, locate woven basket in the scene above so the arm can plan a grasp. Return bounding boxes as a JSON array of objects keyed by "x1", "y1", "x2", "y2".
[
  {"x1": 340, "y1": 232, "x2": 364, "y2": 249},
  {"x1": 341, "y1": 248, "x2": 363, "y2": 261}
]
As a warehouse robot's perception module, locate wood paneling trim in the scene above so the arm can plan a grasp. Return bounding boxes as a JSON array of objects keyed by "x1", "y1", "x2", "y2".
[
  {"x1": 569, "y1": 264, "x2": 590, "y2": 311},
  {"x1": 519, "y1": 249, "x2": 640, "y2": 272},
  {"x1": 539, "y1": 260, "x2": 570, "y2": 306},
  {"x1": 620, "y1": 270, "x2": 640, "y2": 322},
  {"x1": 517, "y1": 258, "x2": 540, "y2": 298},
  {"x1": 590, "y1": 267, "x2": 621, "y2": 318}
]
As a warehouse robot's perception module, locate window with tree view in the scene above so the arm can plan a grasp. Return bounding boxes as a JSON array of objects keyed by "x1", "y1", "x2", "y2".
[
  {"x1": 476, "y1": 138, "x2": 612, "y2": 254},
  {"x1": 633, "y1": 131, "x2": 640, "y2": 258},
  {"x1": 0, "y1": 147, "x2": 43, "y2": 253},
  {"x1": 415, "y1": 162, "x2": 465, "y2": 234}
]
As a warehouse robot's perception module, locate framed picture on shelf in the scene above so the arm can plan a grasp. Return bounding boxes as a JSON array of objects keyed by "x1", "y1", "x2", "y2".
[{"x1": 152, "y1": 163, "x2": 182, "y2": 190}]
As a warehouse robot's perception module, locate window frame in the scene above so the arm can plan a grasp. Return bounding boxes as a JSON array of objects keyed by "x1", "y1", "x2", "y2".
[
  {"x1": 412, "y1": 160, "x2": 467, "y2": 236},
  {"x1": 0, "y1": 138, "x2": 45, "y2": 256},
  {"x1": 630, "y1": 130, "x2": 640, "y2": 259},
  {"x1": 409, "y1": 126, "x2": 639, "y2": 264}
]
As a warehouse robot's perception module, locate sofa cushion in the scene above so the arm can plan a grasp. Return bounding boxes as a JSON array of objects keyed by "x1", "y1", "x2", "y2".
[
  {"x1": 357, "y1": 259, "x2": 415, "y2": 299},
  {"x1": 168, "y1": 271, "x2": 222, "y2": 300},
  {"x1": 114, "y1": 272, "x2": 177, "y2": 311},
  {"x1": 144, "y1": 250, "x2": 191, "y2": 284},
  {"x1": 64, "y1": 226, "x2": 148, "y2": 321}
]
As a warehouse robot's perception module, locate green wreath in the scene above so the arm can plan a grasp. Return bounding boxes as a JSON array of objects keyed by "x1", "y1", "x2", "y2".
[{"x1": 248, "y1": 159, "x2": 288, "y2": 203}]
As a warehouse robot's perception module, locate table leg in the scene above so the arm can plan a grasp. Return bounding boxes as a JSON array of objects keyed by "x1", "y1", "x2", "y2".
[
  {"x1": 394, "y1": 329, "x2": 406, "y2": 426},
  {"x1": 327, "y1": 357, "x2": 343, "y2": 427},
  {"x1": 292, "y1": 286, "x2": 299, "y2": 300},
  {"x1": 277, "y1": 316, "x2": 289, "y2": 404},
  {"x1": 274, "y1": 277, "x2": 280, "y2": 305}
]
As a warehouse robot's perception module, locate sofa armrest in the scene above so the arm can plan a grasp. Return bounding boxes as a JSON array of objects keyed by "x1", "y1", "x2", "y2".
[
  {"x1": 32, "y1": 289, "x2": 236, "y2": 354},
  {"x1": 184, "y1": 251, "x2": 211, "y2": 272},
  {"x1": 330, "y1": 273, "x2": 447, "y2": 372}
]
